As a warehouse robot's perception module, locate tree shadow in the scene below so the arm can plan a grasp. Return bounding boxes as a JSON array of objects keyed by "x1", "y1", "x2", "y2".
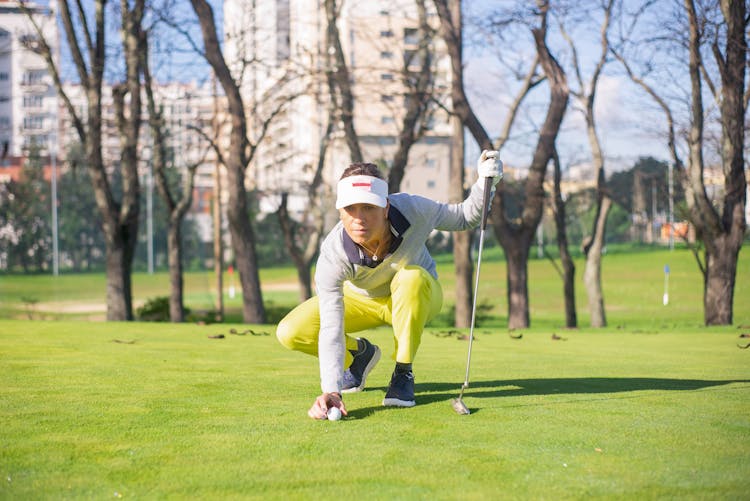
[{"x1": 346, "y1": 377, "x2": 749, "y2": 419}]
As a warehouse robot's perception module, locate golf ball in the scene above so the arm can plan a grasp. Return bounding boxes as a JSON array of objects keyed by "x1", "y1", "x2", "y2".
[{"x1": 327, "y1": 407, "x2": 342, "y2": 421}]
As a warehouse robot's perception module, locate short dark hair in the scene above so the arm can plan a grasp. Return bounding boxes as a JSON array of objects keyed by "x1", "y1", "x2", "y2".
[{"x1": 340, "y1": 163, "x2": 384, "y2": 180}]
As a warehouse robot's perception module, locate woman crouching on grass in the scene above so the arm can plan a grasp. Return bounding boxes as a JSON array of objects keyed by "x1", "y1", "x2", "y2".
[{"x1": 276, "y1": 151, "x2": 502, "y2": 419}]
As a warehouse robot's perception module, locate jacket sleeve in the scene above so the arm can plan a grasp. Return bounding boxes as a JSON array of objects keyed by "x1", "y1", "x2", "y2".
[
  {"x1": 313, "y1": 240, "x2": 351, "y2": 394},
  {"x1": 431, "y1": 177, "x2": 491, "y2": 231}
]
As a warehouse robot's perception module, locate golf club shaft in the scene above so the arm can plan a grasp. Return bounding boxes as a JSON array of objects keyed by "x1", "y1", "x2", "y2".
[{"x1": 460, "y1": 177, "x2": 493, "y2": 395}]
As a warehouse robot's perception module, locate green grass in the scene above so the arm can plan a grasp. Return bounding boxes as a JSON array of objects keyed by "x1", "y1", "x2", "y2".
[
  {"x1": 1, "y1": 320, "x2": 749, "y2": 498},
  {"x1": 2, "y1": 247, "x2": 749, "y2": 327}
]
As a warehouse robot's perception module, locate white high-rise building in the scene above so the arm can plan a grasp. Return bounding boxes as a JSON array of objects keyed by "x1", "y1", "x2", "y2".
[
  {"x1": 0, "y1": 0, "x2": 59, "y2": 157},
  {"x1": 224, "y1": 0, "x2": 453, "y2": 212},
  {"x1": 59, "y1": 79, "x2": 228, "y2": 243}
]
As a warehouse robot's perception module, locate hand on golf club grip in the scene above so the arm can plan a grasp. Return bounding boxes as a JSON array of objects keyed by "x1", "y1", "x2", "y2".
[
  {"x1": 308, "y1": 392, "x2": 347, "y2": 420},
  {"x1": 477, "y1": 150, "x2": 503, "y2": 186}
]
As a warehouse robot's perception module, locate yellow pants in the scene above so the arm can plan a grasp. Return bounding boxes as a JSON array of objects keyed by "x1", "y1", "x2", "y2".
[{"x1": 276, "y1": 266, "x2": 443, "y2": 367}]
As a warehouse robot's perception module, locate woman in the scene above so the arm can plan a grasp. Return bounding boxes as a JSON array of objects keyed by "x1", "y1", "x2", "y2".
[{"x1": 276, "y1": 151, "x2": 502, "y2": 419}]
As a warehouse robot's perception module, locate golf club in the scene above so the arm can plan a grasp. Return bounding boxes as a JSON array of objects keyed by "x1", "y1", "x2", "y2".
[{"x1": 451, "y1": 173, "x2": 495, "y2": 416}]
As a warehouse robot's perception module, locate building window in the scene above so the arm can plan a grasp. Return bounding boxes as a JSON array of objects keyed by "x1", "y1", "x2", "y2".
[
  {"x1": 380, "y1": 30, "x2": 394, "y2": 38},
  {"x1": 23, "y1": 69, "x2": 46, "y2": 86},
  {"x1": 23, "y1": 116, "x2": 44, "y2": 129},
  {"x1": 381, "y1": 116, "x2": 395, "y2": 124},
  {"x1": 381, "y1": 95, "x2": 394, "y2": 102},
  {"x1": 23, "y1": 95, "x2": 43, "y2": 108},
  {"x1": 0, "y1": 73, "x2": 8, "y2": 81},
  {"x1": 404, "y1": 50, "x2": 421, "y2": 67},
  {"x1": 0, "y1": 96, "x2": 9, "y2": 103},
  {"x1": 380, "y1": 73, "x2": 394, "y2": 81},
  {"x1": 380, "y1": 51, "x2": 394, "y2": 59},
  {"x1": 379, "y1": 9, "x2": 389, "y2": 16},
  {"x1": 0, "y1": 116, "x2": 9, "y2": 128},
  {"x1": 404, "y1": 28, "x2": 419, "y2": 46},
  {"x1": 427, "y1": 180, "x2": 436, "y2": 189}
]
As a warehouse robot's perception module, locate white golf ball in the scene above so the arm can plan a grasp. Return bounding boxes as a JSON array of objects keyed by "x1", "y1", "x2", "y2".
[{"x1": 326, "y1": 407, "x2": 342, "y2": 421}]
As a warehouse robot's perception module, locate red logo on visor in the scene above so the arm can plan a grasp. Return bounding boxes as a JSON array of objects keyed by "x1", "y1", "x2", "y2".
[{"x1": 351, "y1": 182, "x2": 372, "y2": 191}]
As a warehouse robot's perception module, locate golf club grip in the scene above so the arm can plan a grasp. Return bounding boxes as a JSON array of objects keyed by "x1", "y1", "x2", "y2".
[{"x1": 481, "y1": 176, "x2": 493, "y2": 231}]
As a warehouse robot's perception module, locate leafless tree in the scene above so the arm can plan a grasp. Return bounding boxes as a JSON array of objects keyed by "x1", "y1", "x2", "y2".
[
  {"x1": 614, "y1": 0, "x2": 747, "y2": 325},
  {"x1": 434, "y1": 0, "x2": 474, "y2": 327},
  {"x1": 435, "y1": 0, "x2": 567, "y2": 329},
  {"x1": 549, "y1": 146, "x2": 577, "y2": 327},
  {"x1": 386, "y1": 0, "x2": 438, "y2": 193},
  {"x1": 560, "y1": 0, "x2": 616, "y2": 327},
  {"x1": 325, "y1": 0, "x2": 363, "y2": 163},
  {"x1": 141, "y1": 27, "x2": 204, "y2": 322},
  {"x1": 189, "y1": 0, "x2": 299, "y2": 323},
  {"x1": 22, "y1": 0, "x2": 144, "y2": 321}
]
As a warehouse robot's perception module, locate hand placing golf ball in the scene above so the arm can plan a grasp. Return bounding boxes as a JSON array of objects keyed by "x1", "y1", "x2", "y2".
[{"x1": 326, "y1": 407, "x2": 342, "y2": 421}]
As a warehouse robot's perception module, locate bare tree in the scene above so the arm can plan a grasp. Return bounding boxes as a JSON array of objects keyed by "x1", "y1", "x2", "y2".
[
  {"x1": 22, "y1": 0, "x2": 144, "y2": 320},
  {"x1": 141, "y1": 28, "x2": 203, "y2": 322},
  {"x1": 325, "y1": 0, "x2": 362, "y2": 163},
  {"x1": 387, "y1": 0, "x2": 438, "y2": 193},
  {"x1": 497, "y1": 1, "x2": 569, "y2": 329},
  {"x1": 189, "y1": 0, "x2": 298, "y2": 323},
  {"x1": 549, "y1": 146, "x2": 577, "y2": 327},
  {"x1": 614, "y1": 0, "x2": 747, "y2": 325},
  {"x1": 560, "y1": 0, "x2": 616, "y2": 327},
  {"x1": 275, "y1": 101, "x2": 331, "y2": 301},
  {"x1": 434, "y1": 0, "x2": 488, "y2": 327},
  {"x1": 436, "y1": 0, "x2": 568, "y2": 329}
]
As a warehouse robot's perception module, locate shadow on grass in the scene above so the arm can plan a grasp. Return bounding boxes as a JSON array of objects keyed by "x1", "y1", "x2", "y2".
[{"x1": 346, "y1": 377, "x2": 750, "y2": 419}]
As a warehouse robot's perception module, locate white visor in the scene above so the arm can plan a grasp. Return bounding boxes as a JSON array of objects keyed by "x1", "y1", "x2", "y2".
[{"x1": 335, "y1": 175, "x2": 389, "y2": 209}]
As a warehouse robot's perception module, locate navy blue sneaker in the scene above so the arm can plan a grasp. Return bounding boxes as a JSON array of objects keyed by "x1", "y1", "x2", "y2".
[
  {"x1": 341, "y1": 338, "x2": 381, "y2": 393},
  {"x1": 382, "y1": 369, "x2": 416, "y2": 407}
]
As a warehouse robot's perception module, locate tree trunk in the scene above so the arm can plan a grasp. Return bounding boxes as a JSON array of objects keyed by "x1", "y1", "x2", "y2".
[
  {"x1": 167, "y1": 221, "x2": 185, "y2": 322},
  {"x1": 23, "y1": 0, "x2": 142, "y2": 320},
  {"x1": 453, "y1": 233, "x2": 473, "y2": 328},
  {"x1": 505, "y1": 241, "x2": 530, "y2": 328},
  {"x1": 227, "y1": 178, "x2": 266, "y2": 323},
  {"x1": 191, "y1": 0, "x2": 266, "y2": 323},
  {"x1": 105, "y1": 238, "x2": 134, "y2": 321},
  {"x1": 436, "y1": 0, "x2": 474, "y2": 328},
  {"x1": 704, "y1": 236, "x2": 740, "y2": 325},
  {"x1": 552, "y1": 149, "x2": 576, "y2": 328},
  {"x1": 295, "y1": 262, "x2": 313, "y2": 302},
  {"x1": 583, "y1": 196, "x2": 611, "y2": 327},
  {"x1": 701, "y1": 0, "x2": 746, "y2": 325},
  {"x1": 561, "y1": 250, "x2": 576, "y2": 328},
  {"x1": 684, "y1": 0, "x2": 746, "y2": 326},
  {"x1": 490, "y1": 6, "x2": 569, "y2": 329},
  {"x1": 451, "y1": 124, "x2": 473, "y2": 328}
]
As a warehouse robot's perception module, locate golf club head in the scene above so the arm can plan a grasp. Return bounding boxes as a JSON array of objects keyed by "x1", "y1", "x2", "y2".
[{"x1": 451, "y1": 398, "x2": 471, "y2": 415}]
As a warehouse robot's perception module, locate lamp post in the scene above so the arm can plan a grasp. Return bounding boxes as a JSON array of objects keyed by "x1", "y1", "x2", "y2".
[
  {"x1": 668, "y1": 161, "x2": 674, "y2": 250},
  {"x1": 50, "y1": 138, "x2": 58, "y2": 276},
  {"x1": 147, "y1": 154, "x2": 154, "y2": 274}
]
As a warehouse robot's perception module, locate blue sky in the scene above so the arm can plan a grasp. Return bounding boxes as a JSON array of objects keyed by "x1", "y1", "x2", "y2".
[{"x1": 46, "y1": 0, "x2": 673, "y2": 173}]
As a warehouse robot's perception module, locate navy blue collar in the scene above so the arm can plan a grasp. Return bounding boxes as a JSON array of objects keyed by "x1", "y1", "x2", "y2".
[{"x1": 342, "y1": 204, "x2": 411, "y2": 267}]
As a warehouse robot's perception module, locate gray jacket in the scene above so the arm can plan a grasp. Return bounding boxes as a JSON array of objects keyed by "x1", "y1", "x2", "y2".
[{"x1": 314, "y1": 178, "x2": 489, "y2": 393}]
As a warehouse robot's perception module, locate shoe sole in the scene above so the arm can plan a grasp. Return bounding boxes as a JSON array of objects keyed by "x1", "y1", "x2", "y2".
[
  {"x1": 382, "y1": 397, "x2": 416, "y2": 407},
  {"x1": 341, "y1": 345, "x2": 381, "y2": 394}
]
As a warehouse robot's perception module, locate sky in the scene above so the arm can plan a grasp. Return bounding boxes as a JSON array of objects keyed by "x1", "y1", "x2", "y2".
[
  {"x1": 461, "y1": 0, "x2": 673, "y2": 174},
  {"x1": 45, "y1": 0, "x2": 681, "y2": 175}
]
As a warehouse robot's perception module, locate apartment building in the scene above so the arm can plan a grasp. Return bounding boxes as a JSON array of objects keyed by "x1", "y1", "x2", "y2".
[
  {"x1": 58, "y1": 80, "x2": 228, "y2": 242},
  {"x1": 0, "y1": 0, "x2": 59, "y2": 158},
  {"x1": 224, "y1": 0, "x2": 454, "y2": 213}
]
